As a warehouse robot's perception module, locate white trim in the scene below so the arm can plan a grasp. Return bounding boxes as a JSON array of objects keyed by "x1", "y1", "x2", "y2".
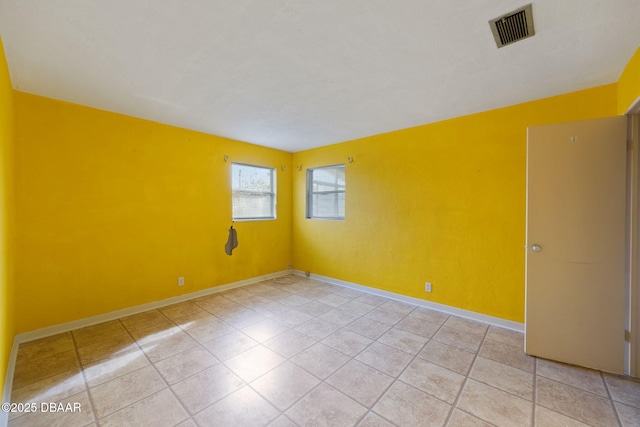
[
  {"x1": 1, "y1": 336, "x2": 18, "y2": 427},
  {"x1": 12, "y1": 270, "x2": 291, "y2": 345},
  {"x1": 0, "y1": 270, "x2": 291, "y2": 427},
  {"x1": 1, "y1": 267, "x2": 523, "y2": 427},
  {"x1": 293, "y1": 270, "x2": 524, "y2": 332},
  {"x1": 0, "y1": 270, "x2": 292, "y2": 427},
  {"x1": 627, "y1": 114, "x2": 640, "y2": 378},
  {"x1": 626, "y1": 94, "x2": 640, "y2": 115}
]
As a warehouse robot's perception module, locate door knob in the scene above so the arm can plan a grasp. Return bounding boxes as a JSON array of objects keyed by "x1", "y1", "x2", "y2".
[{"x1": 531, "y1": 244, "x2": 542, "y2": 252}]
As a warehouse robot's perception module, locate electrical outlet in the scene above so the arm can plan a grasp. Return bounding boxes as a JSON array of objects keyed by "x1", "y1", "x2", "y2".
[
  {"x1": 178, "y1": 277, "x2": 184, "y2": 287},
  {"x1": 425, "y1": 282, "x2": 432, "y2": 292}
]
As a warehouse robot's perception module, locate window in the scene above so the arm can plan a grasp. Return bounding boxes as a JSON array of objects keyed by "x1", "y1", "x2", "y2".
[
  {"x1": 307, "y1": 165, "x2": 345, "y2": 219},
  {"x1": 232, "y1": 163, "x2": 276, "y2": 220}
]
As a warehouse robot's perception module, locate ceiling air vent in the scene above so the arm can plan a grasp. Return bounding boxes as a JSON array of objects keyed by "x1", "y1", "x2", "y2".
[{"x1": 489, "y1": 3, "x2": 535, "y2": 48}]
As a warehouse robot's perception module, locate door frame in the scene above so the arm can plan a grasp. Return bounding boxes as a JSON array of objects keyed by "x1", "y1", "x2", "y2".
[{"x1": 625, "y1": 107, "x2": 640, "y2": 377}]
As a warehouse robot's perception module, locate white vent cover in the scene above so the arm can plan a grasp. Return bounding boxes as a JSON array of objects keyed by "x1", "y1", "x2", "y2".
[{"x1": 489, "y1": 4, "x2": 535, "y2": 48}]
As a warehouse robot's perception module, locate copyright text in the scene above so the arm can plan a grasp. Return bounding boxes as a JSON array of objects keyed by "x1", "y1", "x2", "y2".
[{"x1": 1, "y1": 402, "x2": 82, "y2": 413}]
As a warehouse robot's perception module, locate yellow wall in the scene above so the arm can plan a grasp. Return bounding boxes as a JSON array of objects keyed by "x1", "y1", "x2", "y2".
[
  {"x1": 13, "y1": 93, "x2": 292, "y2": 333},
  {"x1": 618, "y1": 46, "x2": 640, "y2": 114},
  {"x1": 0, "y1": 37, "x2": 15, "y2": 396},
  {"x1": 292, "y1": 84, "x2": 617, "y2": 323},
  {"x1": 8, "y1": 42, "x2": 640, "y2": 337}
]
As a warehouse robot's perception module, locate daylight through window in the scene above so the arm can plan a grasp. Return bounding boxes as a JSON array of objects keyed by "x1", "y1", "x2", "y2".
[
  {"x1": 307, "y1": 165, "x2": 345, "y2": 219},
  {"x1": 232, "y1": 163, "x2": 276, "y2": 220}
]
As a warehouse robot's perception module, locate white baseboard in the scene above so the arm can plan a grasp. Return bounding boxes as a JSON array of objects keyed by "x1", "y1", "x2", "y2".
[
  {"x1": 0, "y1": 336, "x2": 18, "y2": 427},
  {"x1": 293, "y1": 270, "x2": 524, "y2": 332},
  {"x1": 1, "y1": 268, "x2": 523, "y2": 427},
  {"x1": 0, "y1": 269, "x2": 292, "y2": 423},
  {"x1": 13, "y1": 270, "x2": 292, "y2": 345}
]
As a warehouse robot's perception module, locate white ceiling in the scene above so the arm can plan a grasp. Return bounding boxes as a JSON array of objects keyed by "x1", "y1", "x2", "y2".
[{"x1": 1, "y1": 1, "x2": 639, "y2": 152}]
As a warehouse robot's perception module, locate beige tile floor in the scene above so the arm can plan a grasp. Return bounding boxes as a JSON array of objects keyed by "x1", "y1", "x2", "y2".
[{"x1": 7, "y1": 275, "x2": 640, "y2": 427}]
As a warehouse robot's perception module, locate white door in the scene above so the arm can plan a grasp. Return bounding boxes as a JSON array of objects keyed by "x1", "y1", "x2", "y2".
[{"x1": 525, "y1": 116, "x2": 627, "y2": 374}]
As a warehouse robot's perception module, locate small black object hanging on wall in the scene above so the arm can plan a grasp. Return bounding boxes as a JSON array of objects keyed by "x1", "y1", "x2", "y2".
[{"x1": 225, "y1": 222, "x2": 238, "y2": 255}]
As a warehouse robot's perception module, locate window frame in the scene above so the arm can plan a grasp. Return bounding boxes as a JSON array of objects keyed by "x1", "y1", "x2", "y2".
[
  {"x1": 231, "y1": 162, "x2": 277, "y2": 221},
  {"x1": 306, "y1": 164, "x2": 346, "y2": 220}
]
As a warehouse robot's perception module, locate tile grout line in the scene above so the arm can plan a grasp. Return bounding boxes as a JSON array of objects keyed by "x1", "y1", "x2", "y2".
[
  {"x1": 17, "y1": 281, "x2": 358, "y2": 424},
  {"x1": 280, "y1": 329, "x2": 356, "y2": 420},
  {"x1": 174, "y1": 324, "x2": 249, "y2": 420},
  {"x1": 18, "y1": 276, "x2": 620, "y2": 427},
  {"x1": 347, "y1": 310, "x2": 425, "y2": 427},
  {"x1": 190, "y1": 280, "x2": 339, "y2": 425},
  {"x1": 252, "y1": 332, "x2": 343, "y2": 426},
  {"x1": 8, "y1": 341, "x2": 77, "y2": 424},
  {"x1": 241, "y1": 290, "x2": 404, "y2": 426},
  {"x1": 351, "y1": 308, "x2": 455, "y2": 426},
  {"x1": 319, "y1": 305, "x2": 422, "y2": 427},
  {"x1": 4, "y1": 342, "x2": 62, "y2": 424},
  {"x1": 97, "y1": 318, "x2": 163, "y2": 422},
  {"x1": 601, "y1": 371, "x2": 624, "y2": 427},
  {"x1": 534, "y1": 368, "x2": 624, "y2": 426},
  {"x1": 243, "y1": 283, "x2": 338, "y2": 424},
  {"x1": 247, "y1": 277, "x2": 321, "y2": 427},
  {"x1": 442, "y1": 323, "x2": 490, "y2": 427},
  {"x1": 95, "y1": 313, "x2": 188, "y2": 424},
  {"x1": 16, "y1": 281, "x2": 418, "y2": 424},
  {"x1": 10, "y1": 338, "x2": 78, "y2": 389},
  {"x1": 146, "y1": 310, "x2": 204, "y2": 426},
  {"x1": 463, "y1": 341, "x2": 540, "y2": 404},
  {"x1": 304, "y1": 305, "x2": 501, "y2": 425},
  {"x1": 70, "y1": 328, "x2": 99, "y2": 425},
  {"x1": 531, "y1": 355, "x2": 537, "y2": 427},
  {"x1": 169, "y1": 301, "x2": 265, "y2": 423}
]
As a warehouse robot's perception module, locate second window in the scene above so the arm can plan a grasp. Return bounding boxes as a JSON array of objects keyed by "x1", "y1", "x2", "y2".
[{"x1": 307, "y1": 165, "x2": 345, "y2": 220}]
